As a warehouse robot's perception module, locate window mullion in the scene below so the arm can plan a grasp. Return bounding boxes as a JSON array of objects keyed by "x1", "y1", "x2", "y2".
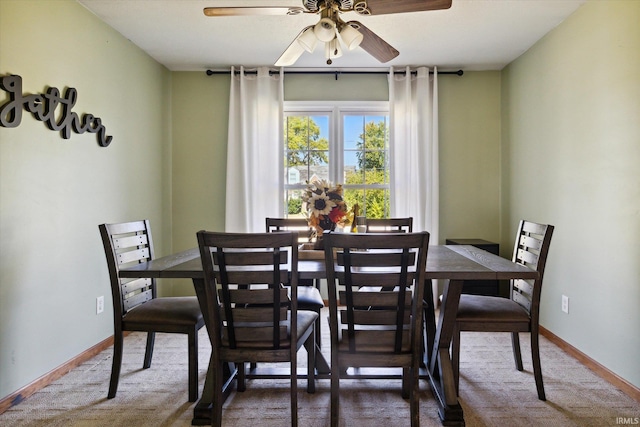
[{"x1": 332, "y1": 107, "x2": 343, "y2": 184}]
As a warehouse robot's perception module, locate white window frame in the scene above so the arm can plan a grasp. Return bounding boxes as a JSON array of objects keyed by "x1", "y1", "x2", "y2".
[{"x1": 283, "y1": 100, "x2": 390, "y2": 217}]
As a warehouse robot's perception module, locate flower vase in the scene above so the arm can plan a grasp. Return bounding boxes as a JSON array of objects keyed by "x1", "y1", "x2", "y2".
[{"x1": 314, "y1": 219, "x2": 336, "y2": 250}]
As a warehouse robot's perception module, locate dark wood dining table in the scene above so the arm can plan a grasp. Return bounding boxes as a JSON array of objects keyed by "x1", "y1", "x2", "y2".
[{"x1": 119, "y1": 244, "x2": 538, "y2": 427}]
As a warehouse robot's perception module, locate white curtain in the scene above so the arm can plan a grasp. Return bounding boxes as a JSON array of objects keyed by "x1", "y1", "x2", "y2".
[
  {"x1": 225, "y1": 66, "x2": 284, "y2": 232},
  {"x1": 388, "y1": 66, "x2": 439, "y2": 241},
  {"x1": 389, "y1": 66, "x2": 440, "y2": 305}
]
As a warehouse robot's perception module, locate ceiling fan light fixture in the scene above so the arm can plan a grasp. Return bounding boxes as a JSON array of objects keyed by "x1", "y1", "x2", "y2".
[
  {"x1": 338, "y1": 23, "x2": 363, "y2": 50},
  {"x1": 314, "y1": 17, "x2": 336, "y2": 42},
  {"x1": 297, "y1": 26, "x2": 317, "y2": 52},
  {"x1": 324, "y1": 38, "x2": 343, "y2": 64},
  {"x1": 206, "y1": 0, "x2": 453, "y2": 67}
]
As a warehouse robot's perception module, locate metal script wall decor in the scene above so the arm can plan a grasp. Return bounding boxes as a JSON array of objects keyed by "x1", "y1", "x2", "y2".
[{"x1": 0, "y1": 74, "x2": 112, "y2": 147}]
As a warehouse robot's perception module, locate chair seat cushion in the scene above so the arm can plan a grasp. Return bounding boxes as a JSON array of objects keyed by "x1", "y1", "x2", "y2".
[
  {"x1": 456, "y1": 294, "x2": 530, "y2": 323},
  {"x1": 296, "y1": 309, "x2": 320, "y2": 336},
  {"x1": 124, "y1": 296, "x2": 203, "y2": 326},
  {"x1": 292, "y1": 286, "x2": 324, "y2": 310}
]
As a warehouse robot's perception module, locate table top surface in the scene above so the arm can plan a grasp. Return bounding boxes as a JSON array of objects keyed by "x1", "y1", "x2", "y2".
[{"x1": 119, "y1": 245, "x2": 538, "y2": 281}]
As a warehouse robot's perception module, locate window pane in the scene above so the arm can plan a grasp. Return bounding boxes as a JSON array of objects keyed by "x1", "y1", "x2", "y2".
[
  {"x1": 344, "y1": 188, "x2": 390, "y2": 218},
  {"x1": 343, "y1": 188, "x2": 365, "y2": 213},
  {"x1": 342, "y1": 114, "x2": 389, "y2": 217},
  {"x1": 285, "y1": 189, "x2": 306, "y2": 217},
  {"x1": 284, "y1": 114, "x2": 330, "y2": 186},
  {"x1": 343, "y1": 115, "x2": 362, "y2": 150},
  {"x1": 363, "y1": 188, "x2": 390, "y2": 218}
]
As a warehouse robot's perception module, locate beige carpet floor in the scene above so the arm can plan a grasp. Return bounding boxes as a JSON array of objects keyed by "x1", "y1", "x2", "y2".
[{"x1": 1, "y1": 309, "x2": 638, "y2": 426}]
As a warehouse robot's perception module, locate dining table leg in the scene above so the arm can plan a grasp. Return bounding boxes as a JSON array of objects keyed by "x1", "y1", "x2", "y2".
[
  {"x1": 427, "y1": 279, "x2": 465, "y2": 426},
  {"x1": 422, "y1": 279, "x2": 437, "y2": 369},
  {"x1": 191, "y1": 278, "x2": 236, "y2": 425}
]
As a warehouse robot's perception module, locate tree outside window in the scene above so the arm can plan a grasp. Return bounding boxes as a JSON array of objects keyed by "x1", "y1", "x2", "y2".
[{"x1": 342, "y1": 115, "x2": 390, "y2": 219}]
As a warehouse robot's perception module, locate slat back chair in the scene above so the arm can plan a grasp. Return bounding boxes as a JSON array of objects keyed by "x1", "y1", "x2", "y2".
[
  {"x1": 266, "y1": 217, "x2": 325, "y2": 347},
  {"x1": 452, "y1": 220, "x2": 554, "y2": 400},
  {"x1": 266, "y1": 217, "x2": 314, "y2": 243},
  {"x1": 362, "y1": 217, "x2": 413, "y2": 293},
  {"x1": 323, "y1": 231, "x2": 430, "y2": 427},
  {"x1": 99, "y1": 220, "x2": 204, "y2": 402},
  {"x1": 365, "y1": 217, "x2": 413, "y2": 233},
  {"x1": 364, "y1": 216, "x2": 440, "y2": 368},
  {"x1": 197, "y1": 231, "x2": 317, "y2": 427}
]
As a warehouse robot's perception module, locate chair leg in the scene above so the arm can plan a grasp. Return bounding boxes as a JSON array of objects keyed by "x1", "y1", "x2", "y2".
[
  {"x1": 511, "y1": 332, "x2": 524, "y2": 371},
  {"x1": 330, "y1": 356, "x2": 340, "y2": 427},
  {"x1": 143, "y1": 331, "x2": 155, "y2": 369},
  {"x1": 401, "y1": 367, "x2": 410, "y2": 399},
  {"x1": 530, "y1": 330, "x2": 546, "y2": 401},
  {"x1": 314, "y1": 311, "x2": 322, "y2": 349},
  {"x1": 314, "y1": 279, "x2": 323, "y2": 349},
  {"x1": 290, "y1": 348, "x2": 298, "y2": 427},
  {"x1": 451, "y1": 326, "x2": 461, "y2": 395},
  {"x1": 188, "y1": 328, "x2": 199, "y2": 402},
  {"x1": 212, "y1": 358, "x2": 224, "y2": 427},
  {"x1": 410, "y1": 365, "x2": 420, "y2": 427},
  {"x1": 237, "y1": 362, "x2": 246, "y2": 392},
  {"x1": 108, "y1": 332, "x2": 124, "y2": 399},
  {"x1": 305, "y1": 328, "x2": 316, "y2": 394}
]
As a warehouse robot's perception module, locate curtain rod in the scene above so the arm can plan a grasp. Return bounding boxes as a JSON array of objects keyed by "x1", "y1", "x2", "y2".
[{"x1": 205, "y1": 69, "x2": 463, "y2": 78}]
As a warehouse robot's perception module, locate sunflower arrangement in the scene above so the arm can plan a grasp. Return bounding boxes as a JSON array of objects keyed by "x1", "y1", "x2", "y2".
[{"x1": 302, "y1": 179, "x2": 349, "y2": 239}]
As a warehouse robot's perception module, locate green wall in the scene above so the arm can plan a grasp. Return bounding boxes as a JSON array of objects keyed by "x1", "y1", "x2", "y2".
[
  {"x1": 168, "y1": 72, "x2": 229, "y2": 295},
  {"x1": 284, "y1": 73, "x2": 389, "y2": 101},
  {"x1": 0, "y1": 0, "x2": 171, "y2": 399},
  {"x1": 501, "y1": 0, "x2": 640, "y2": 387},
  {"x1": 439, "y1": 71, "x2": 502, "y2": 245}
]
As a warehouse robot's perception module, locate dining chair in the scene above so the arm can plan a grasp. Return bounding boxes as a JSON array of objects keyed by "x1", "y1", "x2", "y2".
[
  {"x1": 266, "y1": 217, "x2": 325, "y2": 347},
  {"x1": 363, "y1": 217, "x2": 437, "y2": 362},
  {"x1": 364, "y1": 217, "x2": 413, "y2": 233},
  {"x1": 99, "y1": 220, "x2": 204, "y2": 402},
  {"x1": 323, "y1": 231, "x2": 430, "y2": 427},
  {"x1": 197, "y1": 231, "x2": 317, "y2": 427},
  {"x1": 451, "y1": 220, "x2": 554, "y2": 400},
  {"x1": 265, "y1": 217, "x2": 314, "y2": 242}
]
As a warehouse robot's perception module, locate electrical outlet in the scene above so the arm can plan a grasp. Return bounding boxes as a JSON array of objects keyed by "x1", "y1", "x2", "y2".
[
  {"x1": 561, "y1": 295, "x2": 569, "y2": 314},
  {"x1": 96, "y1": 296, "x2": 104, "y2": 314}
]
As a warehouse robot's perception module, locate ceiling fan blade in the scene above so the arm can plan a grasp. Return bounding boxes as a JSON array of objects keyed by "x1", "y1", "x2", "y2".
[
  {"x1": 203, "y1": 7, "x2": 304, "y2": 17},
  {"x1": 350, "y1": 21, "x2": 399, "y2": 63},
  {"x1": 274, "y1": 29, "x2": 307, "y2": 67},
  {"x1": 364, "y1": 0, "x2": 452, "y2": 15}
]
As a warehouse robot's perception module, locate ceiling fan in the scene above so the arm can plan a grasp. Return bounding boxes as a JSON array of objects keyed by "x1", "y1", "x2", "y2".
[{"x1": 203, "y1": 0, "x2": 452, "y2": 66}]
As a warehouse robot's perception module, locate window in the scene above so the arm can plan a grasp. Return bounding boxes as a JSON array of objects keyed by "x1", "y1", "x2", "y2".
[{"x1": 283, "y1": 101, "x2": 390, "y2": 219}]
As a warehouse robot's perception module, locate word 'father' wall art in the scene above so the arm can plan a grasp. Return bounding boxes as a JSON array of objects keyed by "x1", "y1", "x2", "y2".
[{"x1": 0, "y1": 74, "x2": 112, "y2": 147}]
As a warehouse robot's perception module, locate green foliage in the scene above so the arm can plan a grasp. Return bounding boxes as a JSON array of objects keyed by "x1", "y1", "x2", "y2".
[
  {"x1": 287, "y1": 197, "x2": 302, "y2": 215},
  {"x1": 343, "y1": 119, "x2": 389, "y2": 218},
  {"x1": 284, "y1": 116, "x2": 329, "y2": 166},
  {"x1": 343, "y1": 173, "x2": 390, "y2": 219},
  {"x1": 357, "y1": 121, "x2": 387, "y2": 170},
  {"x1": 283, "y1": 115, "x2": 390, "y2": 219}
]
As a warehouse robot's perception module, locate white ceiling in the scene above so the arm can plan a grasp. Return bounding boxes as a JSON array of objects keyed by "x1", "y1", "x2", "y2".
[{"x1": 78, "y1": 0, "x2": 586, "y2": 72}]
